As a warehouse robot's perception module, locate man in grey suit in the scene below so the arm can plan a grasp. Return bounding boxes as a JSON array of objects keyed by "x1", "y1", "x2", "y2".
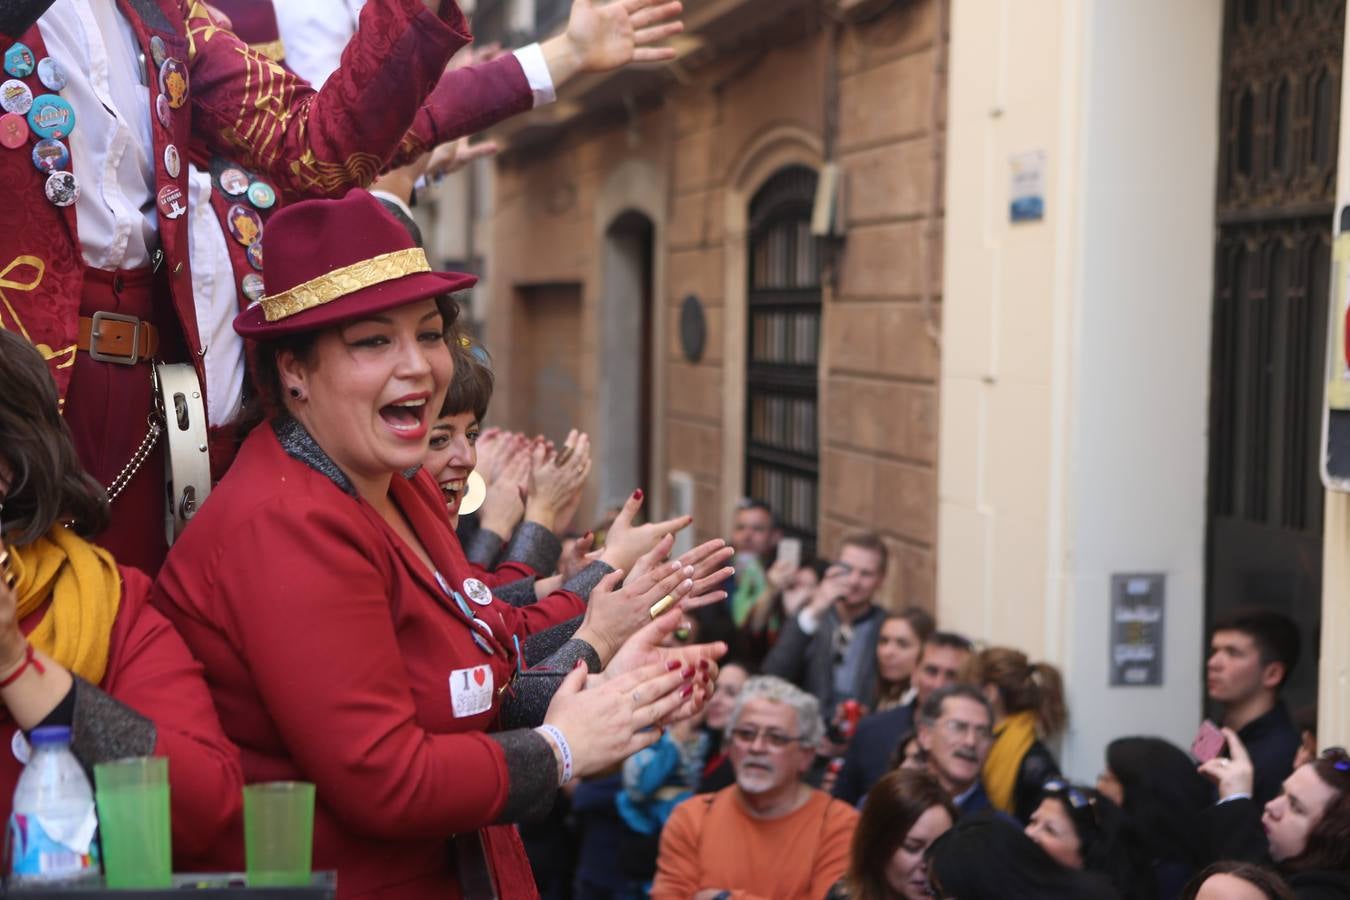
[{"x1": 763, "y1": 532, "x2": 889, "y2": 722}]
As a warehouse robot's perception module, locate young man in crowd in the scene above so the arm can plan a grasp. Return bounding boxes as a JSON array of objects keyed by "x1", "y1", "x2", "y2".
[
  {"x1": 1206, "y1": 610, "x2": 1303, "y2": 805},
  {"x1": 650, "y1": 677, "x2": 858, "y2": 900},
  {"x1": 915, "y1": 683, "x2": 996, "y2": 817},
  {"x1": 693, "y1": 498, "x2": 783, "y2": 653},
  {"x1": 762, "y1": 532, "x2": 889, "y2": 714},
  {"x1": 833, "y1": 631, "x2": 974, "y2": 805}
]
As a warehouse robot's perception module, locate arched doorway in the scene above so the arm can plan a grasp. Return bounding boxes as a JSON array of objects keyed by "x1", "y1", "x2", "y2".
[{"x1": 598, "y1": 210, "x2": 655, "y2": 513}]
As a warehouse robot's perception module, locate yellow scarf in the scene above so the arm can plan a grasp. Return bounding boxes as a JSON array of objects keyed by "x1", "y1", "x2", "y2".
[
  {"x1": 982, "y1": 710, "x2": 1038, "y2": 814},
  {"x1": 5, "y1": 527, "x2": 121, "y2": 685}
]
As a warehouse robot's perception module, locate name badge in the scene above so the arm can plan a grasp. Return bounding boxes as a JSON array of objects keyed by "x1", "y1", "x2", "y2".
[{"x1": 449, "y1": 664, "x2": 493, "y2": 718}]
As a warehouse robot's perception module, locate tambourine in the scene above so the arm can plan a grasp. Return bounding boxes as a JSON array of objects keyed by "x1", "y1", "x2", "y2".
[
  {"x1": 459, "y1": 470, "x2": 487, "y2": 516},
  {"x1": 154, "y1": 363, "x2": 212, "y2": 545}
]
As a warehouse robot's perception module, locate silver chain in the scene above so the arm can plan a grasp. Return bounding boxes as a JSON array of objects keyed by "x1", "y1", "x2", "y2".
[{"x1": 105, "y1": 414, "x2": 162, "y2": 505}]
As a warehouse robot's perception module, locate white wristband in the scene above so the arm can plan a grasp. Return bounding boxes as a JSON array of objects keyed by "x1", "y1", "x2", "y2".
[{"x1": 536, "y1": 724, "x2": 574, "y2": 784}]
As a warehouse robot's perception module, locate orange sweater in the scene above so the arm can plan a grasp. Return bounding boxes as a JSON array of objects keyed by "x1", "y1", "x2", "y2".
[{"x1": 651, "y1": 786, "x2": 859, "y2": 900}]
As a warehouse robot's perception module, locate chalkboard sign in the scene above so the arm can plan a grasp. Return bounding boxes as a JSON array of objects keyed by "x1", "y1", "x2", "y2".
[{"x1": 1109, "y1": 574, "x2": 1165, "y2": 687}]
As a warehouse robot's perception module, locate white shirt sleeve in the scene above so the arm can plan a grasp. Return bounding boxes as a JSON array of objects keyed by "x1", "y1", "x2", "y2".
[
  {"x1": 512, "y1": 43, "x2": 556, "y2": 107},
  {"x1": 797, "y1": 607, "x2": 821, "y2": 636}
]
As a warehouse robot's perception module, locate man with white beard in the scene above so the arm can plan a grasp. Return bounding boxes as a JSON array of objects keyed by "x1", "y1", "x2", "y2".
[{"x1": 651, "y1": 676, "x2": 859, "y2": 900}]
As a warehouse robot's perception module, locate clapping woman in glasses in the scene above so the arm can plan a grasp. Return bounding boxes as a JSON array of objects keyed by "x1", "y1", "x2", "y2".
[
  {"x1": 1199, "y1": 729, "x2": 1350, "y2": 899},
  {"x1": 0, "y1": 331, "x2": 243, "y2": 868}
]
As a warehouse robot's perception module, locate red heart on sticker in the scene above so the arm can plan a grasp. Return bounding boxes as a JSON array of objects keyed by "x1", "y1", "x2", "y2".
[{"x1": 473, "y1": 668, "x2": 486, "y2": 686}]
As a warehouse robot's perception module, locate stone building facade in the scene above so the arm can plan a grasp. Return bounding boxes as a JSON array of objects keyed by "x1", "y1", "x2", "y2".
[{"x1": 470, "y1": 0, "x2": 948, "y2": 609}]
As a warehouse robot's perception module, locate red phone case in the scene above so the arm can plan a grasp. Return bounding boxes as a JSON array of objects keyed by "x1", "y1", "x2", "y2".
[{"x1": 1192, "y1": 720, "x2": 1225, "y2": 762}]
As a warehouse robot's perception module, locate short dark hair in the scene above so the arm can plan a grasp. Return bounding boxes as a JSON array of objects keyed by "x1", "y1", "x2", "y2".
[
  {"x1": 734, "y1": 498, "x2": 779, "y2": 528},
  {"x1": 839, "y1": 531, "x2": 888, "y2": 572},
  {"x1": 440, "y1": 339, "x2": 494, "y2": 421},
  {"x1": 1212, "y1": 609, "x2": 1301, "y2": 688},
  {"x1": 1285, "y1": 748, "x2": 1350, "y2": 873},
  {"x1": 919, "y1": 683, "x2": 993, "y2": 727},
  {"x1": 0, "y1": 331, "x2": 109, "y2": 543},
  {"x1": 925, "y1": 630, "x2": 975, "y2": 654}
]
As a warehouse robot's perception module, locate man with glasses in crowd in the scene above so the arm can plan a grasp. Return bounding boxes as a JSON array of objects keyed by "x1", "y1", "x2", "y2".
[
  {"x1": 916, "y1": 683, "x2": 997, "y2": 817},
  {"x1": 650, "y1": 676, "x2": 858, "y2": 900},
  {"x1": 833, "y1": 631, "x2": 974, "y2": 805}
]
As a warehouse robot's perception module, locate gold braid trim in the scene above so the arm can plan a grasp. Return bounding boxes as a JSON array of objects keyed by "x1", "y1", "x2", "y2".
[
  {"x1": 261, "y1": 248, "x2": 432, "y2": 322},
  {"x1": 250, "y1": 39, "x2": 287, "y2": 62}
]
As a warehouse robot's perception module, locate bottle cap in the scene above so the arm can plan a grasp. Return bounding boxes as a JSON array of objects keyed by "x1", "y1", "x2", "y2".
[{"x1": 29, "y1": 725, "x2": 71, "y2": 747}]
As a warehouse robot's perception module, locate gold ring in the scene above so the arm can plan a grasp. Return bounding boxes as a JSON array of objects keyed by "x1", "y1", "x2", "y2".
[{"x1": 649, "y1": 594, "x2": 678, "y2": 619}]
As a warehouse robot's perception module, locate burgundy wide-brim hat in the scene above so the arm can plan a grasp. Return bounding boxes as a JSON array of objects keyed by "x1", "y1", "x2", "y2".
[{"x1": 233, "y1": 188, "x2": 476, "y2": 340}]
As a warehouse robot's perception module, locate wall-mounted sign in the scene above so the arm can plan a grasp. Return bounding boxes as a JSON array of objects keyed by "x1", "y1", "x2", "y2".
[
  {"x1": 680, "y1": 294, "x2": 706, "y2": 363},
  {"x1": 1109, "y1": 573, "x2": 1165, "y2": 687},
  {"x1": 1010, "y1": 150, "x2": 1046, "y2": 223}
]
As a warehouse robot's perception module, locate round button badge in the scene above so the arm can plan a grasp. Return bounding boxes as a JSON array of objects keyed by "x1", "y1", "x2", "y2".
[
  {"x1": 44, "y1": 170, "x2": 79, "y2": 207},
  {"x1": 155, "y1": 93, "x2": 172, "y2": 129},
  {"x1": 463, "y1": 578, "x2": 493, "y2": 607},
  {"x1": 218, "y1": 167, "x2": 249, "y2": 196},
  {"x1": 36, "y1": 57, "x2": 66, "y2": 92},
  {"x1": 158, "y1": 58, "x2": 189, "y2": 109},
  {"x1": 3, "y1": 43, "x2": 35, "y2": 79},
  {"x1": 246, "y1": 240, "x2": 263, "y2": 271},
  {"x1": 27, "y1": 94, "x2": 75, "y2": 139},
  {"x1": 226, "y1": 204, "x2": 262, "y2": 245},
  {"x1": 0, "y1": 112, "x2": 28, "y2": 149},
  {"x1": 163, "y1": 143, "x2": 181, "y2": 179},
  {"x1": 157, "y1": 183, "x2": 186, "y2": 219},
  {"x1": 241, "y1": 273, "x2": 265, "y2": 304},
  {"x1": 0, "y1": 79, "x2": 32, "y2": 115},
  {"x1": 150, "y1": 36, "x2": 168, "y2": 69},
  {"x1": 246, "y1": 181, "x2": 276, "y2": 209},
  {"x1": 31, "y1": 138, "x2": 70, "y2": 173}
]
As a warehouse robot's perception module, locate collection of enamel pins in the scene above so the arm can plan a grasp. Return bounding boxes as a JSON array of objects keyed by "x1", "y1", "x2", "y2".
[{"x1": 0, "y1": 35, "x2": 275, "y2": 307}]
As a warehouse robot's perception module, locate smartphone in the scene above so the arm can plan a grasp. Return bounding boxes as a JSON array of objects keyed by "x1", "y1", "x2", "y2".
[
  {"x1": 776, "y1": 537, "x2": 802, "y2": 570},
  {"x1": 1192, "y1": 719, "x2": 1226, "y2": 762}
]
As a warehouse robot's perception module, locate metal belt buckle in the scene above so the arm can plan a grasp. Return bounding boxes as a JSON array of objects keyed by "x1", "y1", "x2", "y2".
[{"x1": 88, "y1": 310, "x2": 143, "y2": 365}]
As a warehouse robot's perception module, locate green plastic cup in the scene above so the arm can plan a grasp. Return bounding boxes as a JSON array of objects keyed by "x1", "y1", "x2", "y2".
[
  {"x1": 93, "y1": 756, "x2": 172, "y2": 889},
  {"x1": 243, "y1": 781, "x2": 315, "y2": 887}
]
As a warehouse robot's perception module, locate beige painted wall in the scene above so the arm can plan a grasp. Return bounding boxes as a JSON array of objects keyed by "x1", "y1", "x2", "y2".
[{"x1": 939, "y1": 0, "x2": 1223, "y2": 779}]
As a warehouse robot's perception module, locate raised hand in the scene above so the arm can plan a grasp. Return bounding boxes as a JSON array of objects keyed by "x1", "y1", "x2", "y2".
[
  {"x1": 541, "y1": 0, "x2": 684, "y2": 86},
  {"x1": 576, "y1": 557, "x2": 694, "y2": 664},
  {"x1": 1197, "y1": 727, "x2": 1256, "y2": 801},
  {"x1": 526, "y1": 431, "x2": 591, "y2": 533},
  {"x1": 542, "y1": 659, "x2": 696, "y2": 780},
  {"x1": 598, "y1": 490, "x2": 691, "y2": 574}
]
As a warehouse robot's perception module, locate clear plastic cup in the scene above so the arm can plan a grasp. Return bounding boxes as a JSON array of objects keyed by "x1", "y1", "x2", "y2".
[
  {"x1": 94, "y1": 756, "x2": 172, "y2": 888},
  {"x1": 243, "y1": 781, "x2": 315, "y2": 887}
]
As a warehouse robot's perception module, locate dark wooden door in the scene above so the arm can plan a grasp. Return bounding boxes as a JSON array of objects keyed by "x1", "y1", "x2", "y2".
[
  {"x1": 746, "y1": 166, "x2": 821, "y2": 555},
  {"x1": 1207, "y1": 0, "x2": 1343, "y2": 712}
]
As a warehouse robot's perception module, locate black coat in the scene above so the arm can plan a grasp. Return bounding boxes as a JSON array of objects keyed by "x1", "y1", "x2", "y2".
[{"x1": 1010, "y1": 739, "x2": 1062, "y2": 823}]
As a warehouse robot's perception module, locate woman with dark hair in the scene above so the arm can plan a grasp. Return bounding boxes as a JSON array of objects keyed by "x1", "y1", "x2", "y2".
[
  {"x1": 1099, "y1": 736, "x2": 1212, "y2": 898},
  {"x1": 1181, "y1": 862, "x2": 1295, "y2": 900},
  {"x1": 874, "y1": 608, "x2": 934, "y2": 712},
  {"x1": 963, "y1": 646, "x2": 1066, "y2": 822},
  {"x1": 153, "y1": 190, "x2": 727, "y2": 898},
  {"x1": 825, "y1": 768, "x2": 955, "y2": 900},
  {"x1": 1025, "y1": 780, "x2": 1151, "y2": 899},
  {"x1": 0, "y1": 330, "x2": 243, "y2": 868},
  {"x1": 926, "y1": 814, "x2": 1122, "y2": 899},
  {"x1": 1199, "y1": 729, "x2": 1350, "y2": 900}
]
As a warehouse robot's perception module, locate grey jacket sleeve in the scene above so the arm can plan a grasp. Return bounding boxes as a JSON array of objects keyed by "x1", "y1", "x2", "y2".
[
  {"x1": 761, "y1": 614, "x2": 814, "y2": 684},
  {"x1": 498, "y1": 638, "x2": 602, "y2": 730},
  {"x1": 464, "y1": 527, "x2": 505, "y2": 569},
  {"x1": 69, "y1": 677, "x2": 157, "y2": 768},
  {"x1": 487, "y1": 729, "x2": 561, "y2": 823},
  {"x1": 502, "y1": 521, "x2": 562, "y2": 575}
]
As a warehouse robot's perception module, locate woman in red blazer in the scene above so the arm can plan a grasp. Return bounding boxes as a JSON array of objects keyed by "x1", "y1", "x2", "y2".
[
  {"x1": 153, "y1": 189, "x2": 723, "y2": 898},
  {"x1": 0, "y1": 331, "x2": 243, "y2": 870}
]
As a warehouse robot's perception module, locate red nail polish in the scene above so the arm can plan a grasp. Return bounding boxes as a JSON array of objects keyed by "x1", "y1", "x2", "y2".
[
  {"x1": 680, "y1": 684, "x2": 693, "y2": 698},
  {"x1": 698, "y1": 660, "x2": 710, "y2": 671},
  {"x1": 667, "y1": 660, "x2": 681, "y2": 671},
  {"x1": 632, "y1": 489, "x2": 644, "y2": 501},
  {"x1": 682, "y1": 665, "x2": 694, "y2": 679}
]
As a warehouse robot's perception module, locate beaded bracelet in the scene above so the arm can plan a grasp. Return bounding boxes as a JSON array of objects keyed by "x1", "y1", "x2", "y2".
[
  {"x1": 535, "y1": 724, "x2": 574, "y2": 785},
  {"x1": 0, "y1": 645, "x2": 44, "y2": 689}
]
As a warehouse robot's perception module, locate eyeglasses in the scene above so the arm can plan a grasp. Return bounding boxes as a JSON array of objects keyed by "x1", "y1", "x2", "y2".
[
  {"x1": 730, "y1": 726, "x2": 805, "y2": 750},
  {"x1": 1321, "y1": 747, "x2": 1350, "y2": 773},
  {"x1": 937, "y1": 718, "x2": 993, "y2": 743}
]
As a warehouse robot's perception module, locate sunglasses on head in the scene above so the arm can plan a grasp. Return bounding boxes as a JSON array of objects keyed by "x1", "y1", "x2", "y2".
[
  {"x1": 1042, "y1": 778, "x2": 1102, "y2": 828},
  {"x1": 1322, "y1": 747, "x2": 1350, "y2": 774}
]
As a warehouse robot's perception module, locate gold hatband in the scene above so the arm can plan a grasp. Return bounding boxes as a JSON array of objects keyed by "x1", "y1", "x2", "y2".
[{"x1": 261, "y1": 248, "x2": 432, "y2": 322}]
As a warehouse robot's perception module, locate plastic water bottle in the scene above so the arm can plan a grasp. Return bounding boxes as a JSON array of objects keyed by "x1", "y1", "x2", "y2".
[{"x1": 8, "y1": 726, "x2": 100, "y2": 883}]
